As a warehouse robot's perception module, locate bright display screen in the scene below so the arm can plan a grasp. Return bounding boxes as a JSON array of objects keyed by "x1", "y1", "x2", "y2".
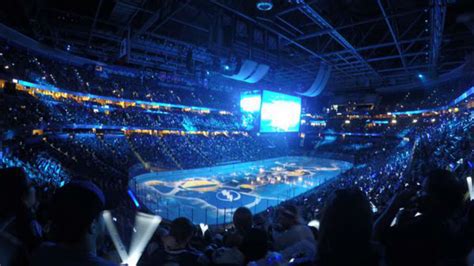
[
  {"x1": 240, "y1": 90, "x2": 262, "y2": 131},
  {"x1": 240, "y1": 91, "x2": 262, "y2": 113},
  {"x1": 260, "y1": 90, "x2": 302, "y2": 133}
]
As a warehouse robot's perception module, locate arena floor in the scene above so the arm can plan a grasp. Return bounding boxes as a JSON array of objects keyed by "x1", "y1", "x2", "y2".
[{"x1": 130, "y1": 156, "x2": 352, "y2": 225}]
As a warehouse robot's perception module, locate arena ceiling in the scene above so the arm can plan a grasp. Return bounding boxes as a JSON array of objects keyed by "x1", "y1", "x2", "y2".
[{"x1": 1, "y1": 0, "x2": 473, "y2": 96}]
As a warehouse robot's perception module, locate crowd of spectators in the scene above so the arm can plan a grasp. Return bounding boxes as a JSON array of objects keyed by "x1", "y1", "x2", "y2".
[
  {"x1": 1, "y1": 107, "x2": 471, "y2": 266},
  {"x1": 1, "y1": 36, "x2": 473, "y2": 266},
  {"x1": 0, "y1": 40, "x2": 234, "y2": 110},
  {"x1": 4, "y1": 90, "x2": 242, "y2": 134},
  {"x1": 280, "y1": 111, "x2": 473, "y2": 219}
]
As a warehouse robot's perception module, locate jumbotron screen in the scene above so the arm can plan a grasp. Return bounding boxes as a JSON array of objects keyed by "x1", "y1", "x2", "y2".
[
  {"x1": 260, "y1": 90, "x2": 302, "y2": 133},
  {"x1": 240, "y1": 90, "x2": 262, "y2": 113},
  {"x1": 240, "y1": 90, "x2": 262, "y2": 130}
]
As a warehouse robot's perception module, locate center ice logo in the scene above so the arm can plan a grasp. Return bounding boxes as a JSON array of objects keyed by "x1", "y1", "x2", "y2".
[{"x1": 216, "y1": 189, "x2": 241, "y2": 202}]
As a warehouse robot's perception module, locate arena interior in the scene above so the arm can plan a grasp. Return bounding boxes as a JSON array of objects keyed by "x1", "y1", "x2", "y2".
[{"x1": 0, "y1": 0, "x2": 473, "y2": 265}]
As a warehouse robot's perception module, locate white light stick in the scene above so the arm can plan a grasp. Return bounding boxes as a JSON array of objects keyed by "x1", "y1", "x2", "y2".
[
  {"x1": 103, "y1": 211, "x2": 129, "y2": 263},
  {"x1": 103, "y1": 211, "x2": 162, "y2": 266},
  {"x1": 467, "y1": 177, "x2": 473, "y2": 200},
  {"x1": 199, "y1": 223, "x2": 209, "y2": 236},
  {"x1": 370, "y1": 201, "x2": 378, "y2": 213},
  {"x1": 126, "y1": 212, "x2": 162, "y2": 266},
  {"x1": 307, "y1": 219, "x2": 320, "y2": 230},
  {"x1": 390, "y1": 217, "x2": 398, "y2": 227}
]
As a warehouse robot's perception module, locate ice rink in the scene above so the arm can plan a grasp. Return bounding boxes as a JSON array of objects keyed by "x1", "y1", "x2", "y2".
[{"x1": 131, "y1": 156, "x2": 352, "y2": 225}]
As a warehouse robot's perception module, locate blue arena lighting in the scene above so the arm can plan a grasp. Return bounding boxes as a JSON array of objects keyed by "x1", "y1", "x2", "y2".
[
  {"x1": 17, "y1": 79, "x2": 226, "y2": 113},
  {"x1": 256, "y1": 0, "x2": 273, "y2": 11},
  {"x1": 332, "y1": 132, "x2": 383, "y2": 137},
  {"x1": 392, "y1": 109, "x2": 430, "y2": 115},
  {"x1": 453, "y1": 86, "x2": 474, "y2": 105},
  {"x1": 223, "y1": 65, "x2": 230, "y2": 70},
  {"x1": 417, "y1": 73, "x2": 424, "y2": 79},
  {"x1": 128, "y1": 189, "x2": 140, "y2": 208},
  {"x1": 392, "y1": 86, "x2": 473, "y2": 116}
]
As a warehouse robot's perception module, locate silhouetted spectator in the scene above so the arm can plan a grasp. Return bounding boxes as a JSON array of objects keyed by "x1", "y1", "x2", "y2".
[
  {"x1": 30, "y1": 180, "x2": 115, "y2": 266},
  {"x1": 240, "y1": 228, "x2": 278, "y2": 265},
  {"x1": 224, "y1": 207, "x2": 253, "y2": 247},
  {"x1": 316, "y1": 188, "x2": 381, "y2": 266},
  {"x1": 374, "y1": 169, "x2": 467, "y2": 266},
  {"x1": 0, "y1": 167, "x2": 38, "y2": 266},
  {"x1": 272, "y1": 204, "x2": 316, "y2": 263},
  {"x1": 212, "y1": 207, "x2": 253, "y2": 265},
  {"x1": 143, "y1": 217, "x2": 208, "y2": 266}
]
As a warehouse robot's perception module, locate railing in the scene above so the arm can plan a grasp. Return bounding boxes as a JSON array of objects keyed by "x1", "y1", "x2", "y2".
[
  {"x1": 129, "y1": 159, "x2": 340, "y2": 226},
  {"x1": 132, "y1": 184, "x2": 315, "y2": 227}
]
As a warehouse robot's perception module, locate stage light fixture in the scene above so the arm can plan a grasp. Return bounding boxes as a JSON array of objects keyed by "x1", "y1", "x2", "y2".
[
  {"x1": 257, "y1": 0, "x2": 273, "y2": 11},
  {"x1": 418, "y1": 74, "x2": 424, "y2": 79}
]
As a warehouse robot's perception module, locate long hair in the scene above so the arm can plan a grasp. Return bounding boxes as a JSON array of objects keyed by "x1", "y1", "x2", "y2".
[{"x1": 317, "y1": 188, "x2": 376, "y2": 266}]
